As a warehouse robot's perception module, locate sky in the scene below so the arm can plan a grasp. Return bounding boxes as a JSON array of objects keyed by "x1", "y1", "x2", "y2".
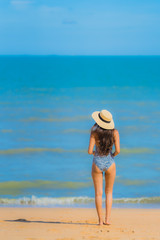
[{"x1": 0, "y1": 0, "x2": 160, "y2": 55}]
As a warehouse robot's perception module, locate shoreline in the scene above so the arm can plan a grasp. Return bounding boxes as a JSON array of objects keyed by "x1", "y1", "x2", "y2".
[
  {"x1": 0, "y1": 207, "x2": 160, "y2": 240},
  {"x1": 0, "y1": 203, "x2": 160, "y2": 209}
]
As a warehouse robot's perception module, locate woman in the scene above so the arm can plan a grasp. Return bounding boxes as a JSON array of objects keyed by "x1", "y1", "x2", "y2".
[{"x1": 88, "y1": 109, "x2": 120, "y2": 226}]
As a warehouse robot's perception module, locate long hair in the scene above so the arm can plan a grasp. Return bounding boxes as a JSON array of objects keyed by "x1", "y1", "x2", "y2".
[{"x1": 91, "y1": 123, "x2": 115, "y2": 156}]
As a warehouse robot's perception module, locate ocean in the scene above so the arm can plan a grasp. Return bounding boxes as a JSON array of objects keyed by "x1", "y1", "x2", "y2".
[{"x1": 0, "y1": 55, "x2": 160, "y2": 208}]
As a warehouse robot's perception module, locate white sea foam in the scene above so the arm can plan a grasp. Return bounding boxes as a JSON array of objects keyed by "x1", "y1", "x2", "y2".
[{"x1": 0, "y1": 196, "x2": 160, "y2": 206}]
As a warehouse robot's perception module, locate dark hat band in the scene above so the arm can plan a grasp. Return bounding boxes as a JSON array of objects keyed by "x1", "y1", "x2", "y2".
[{"x1": 98, "y1": 113, "x2": 111, "y2": 123}]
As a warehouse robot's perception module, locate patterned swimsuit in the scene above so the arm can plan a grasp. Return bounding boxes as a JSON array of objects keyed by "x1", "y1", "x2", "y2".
[{"x1": 93, "y1": 145, "x2": 115, "y2": 171}]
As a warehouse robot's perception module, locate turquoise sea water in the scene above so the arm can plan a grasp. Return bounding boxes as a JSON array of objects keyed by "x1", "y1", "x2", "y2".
[{"x1": 0, "y1": 56, "x2": 160, "y2": 208}]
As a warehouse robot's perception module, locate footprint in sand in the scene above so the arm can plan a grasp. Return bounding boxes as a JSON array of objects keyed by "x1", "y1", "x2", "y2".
[
  {"x1": 26, "y1": 238, "x2": 44, "y2": 240},
  {"x1": 47, "y1": 228, "x2": 57, "y2": 232}
]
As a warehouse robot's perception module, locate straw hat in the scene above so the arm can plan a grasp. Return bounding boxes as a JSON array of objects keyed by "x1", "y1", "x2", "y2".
[{"x1": 91, "y1": 109, "x2": 114, "y2": 130}]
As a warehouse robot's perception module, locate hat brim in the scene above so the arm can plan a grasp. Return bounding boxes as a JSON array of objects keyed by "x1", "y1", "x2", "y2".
[{"x1": 91, "y1": 111, "x2": 115, "y2": 130}]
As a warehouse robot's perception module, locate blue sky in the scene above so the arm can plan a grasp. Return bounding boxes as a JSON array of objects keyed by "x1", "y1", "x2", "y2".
[{"x1": 0, "y1": 0, "x2": 160, "y2": 55}]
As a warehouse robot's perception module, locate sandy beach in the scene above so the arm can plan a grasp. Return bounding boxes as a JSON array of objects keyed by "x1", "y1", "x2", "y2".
[{"x1": 0, "y1": 207, "x2": 159, "y2": 240}]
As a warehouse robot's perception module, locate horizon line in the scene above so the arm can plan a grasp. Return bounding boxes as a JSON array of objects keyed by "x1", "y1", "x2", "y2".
[{"x1": 0, "y1": 54, "x2": 160, "y2": 57}]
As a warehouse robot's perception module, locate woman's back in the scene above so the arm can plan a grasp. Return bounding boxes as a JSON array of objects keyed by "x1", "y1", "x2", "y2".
[
  {"x1": 91, "y1": 123, "x2": 115, "y2": 157},
  {"x1": 94, "y1": 144, "x2": 112, "y2": 157}
]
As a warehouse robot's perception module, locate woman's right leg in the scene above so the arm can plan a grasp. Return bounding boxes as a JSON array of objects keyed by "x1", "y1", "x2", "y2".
[{"x1": 104, "y1": 162, "x2": 116, "y2": 224}]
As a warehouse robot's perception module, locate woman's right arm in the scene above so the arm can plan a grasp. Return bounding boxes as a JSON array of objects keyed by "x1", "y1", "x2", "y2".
[
  {"x1": 112, "y1": 129, "x2": 120, "y2": 157},
  {"x1": 88, "y1": 132, "x2": 96, "y2": 155}
]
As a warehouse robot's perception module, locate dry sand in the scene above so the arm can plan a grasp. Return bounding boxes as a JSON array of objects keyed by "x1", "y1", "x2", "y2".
[{"x1": 0, "y1": 207, "x2": 160, "y2": 240}]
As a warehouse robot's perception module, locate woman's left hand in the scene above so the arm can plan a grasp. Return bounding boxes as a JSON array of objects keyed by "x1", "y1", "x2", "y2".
[{"x1": 111, "y1": 152, "x2": 115, "y2": 158}]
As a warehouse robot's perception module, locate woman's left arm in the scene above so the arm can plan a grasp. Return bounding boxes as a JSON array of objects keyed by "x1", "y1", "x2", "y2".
[
  {"x1": 112, "y1": 129, "x2": 120, "y2": 157},
  {"x1": 88, "y1": 132, "x2": 95, "y2": 155}
]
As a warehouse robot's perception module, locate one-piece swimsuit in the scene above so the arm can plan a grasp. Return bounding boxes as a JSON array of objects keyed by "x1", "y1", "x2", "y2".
[{"x1": 93, "y1": 145, "x2": 115, "y2": 171}]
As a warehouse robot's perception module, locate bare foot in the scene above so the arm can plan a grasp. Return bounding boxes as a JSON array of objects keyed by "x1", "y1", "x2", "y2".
[
  {"x1": 103, "y1": 221, "x2": 111, "y2": 225},
  {"x1": 103, "y1": 218, "x2": 111, "y2": 225},
  {"x1": 98, "y1": 220, "x2": 103, "y2": 226},
  {"x1": 103, "y1": 217, "x2": 111, "y2": 225}
]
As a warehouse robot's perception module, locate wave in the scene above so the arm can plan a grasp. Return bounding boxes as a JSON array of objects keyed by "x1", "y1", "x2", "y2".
[
  {"x1": 63, "y1": 129, "x2": 89, "y2": 134},
  {"x1": 120, "y1": 148, "x2": 156, "y2": 154},
  {"x1": 1, "y1": 129, "x2": 13, "y2": 133},
  {"x1": 115, "y1": 178, "x2": 157, "y2": 186},
  {"x1": 0, "y1": 196, "x2": 160, "y2": 206},
  {"x1": 20, "y1": 115, "x2": 91, "y2": 122},
  {"x1": 0, "y1": 178, "x2": 157, "y2": 196},
  {"x1": 121, "y1": 125, "x2": 149, "y2": 133},
  {"x1": 0, "y1": 180, "x2": 92, "y2": 195},
  {"x1": 0, "y1": 180, "x2": 92, "y2": 189},
  {"x1": 0, "y1": 147, "x2": 157, "y2": 155},
  {"x1": 120, "y1": 116, "x2": 148, "y2": 121},
  {"x1": 0, "y1": 148, "x2": 66, "y2": 154}
]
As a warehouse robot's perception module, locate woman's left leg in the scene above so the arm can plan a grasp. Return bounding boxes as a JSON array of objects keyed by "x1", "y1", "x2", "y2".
[
  {"x1": 104, "y1": 162, "x2": 116, "y2": 224},
  {"x1": 91, "y1": 162, "x2": 103, "y2": 225}
]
